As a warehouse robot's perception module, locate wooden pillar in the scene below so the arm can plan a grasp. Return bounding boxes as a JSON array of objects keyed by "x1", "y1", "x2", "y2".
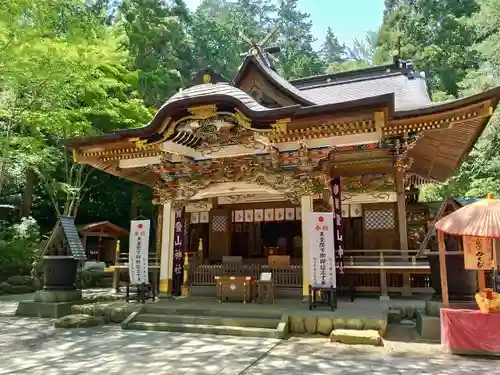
[
  {"x1": 322, "y1": 188, "x2": 333, "y2": 211},
  {"x1": 396, "y1": 170, "x2": 409, "y2": 253},
  {"x1": 301, "y1": 195, "x2": 313, "y2": 298},
  {"x1": 112, "y1": 239, "x2": 120, "y2": 292},
  {"x1": 159, "y1": 202, "x2": 174, "y2": 296},
  {"x1": 154, "y1": 204, "x2": 164, "y2": 293},
  {"x1": 438, "y1": 230, "x2": 449, "y2": 307},
  {"x1": 396, "y1": 170, "x2": 411, "y2": 296},
  {"x1": 379, "y1": 251, "x2": 389, "y2": 300}
]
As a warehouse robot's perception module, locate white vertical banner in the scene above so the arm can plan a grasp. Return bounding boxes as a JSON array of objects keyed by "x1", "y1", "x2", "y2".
[
  {"x1": 308, "y1": 213, "x2": 336, "y2": 288},
  {"x1": 129, "y1": 220, "x2": 150, "y2": 284}
]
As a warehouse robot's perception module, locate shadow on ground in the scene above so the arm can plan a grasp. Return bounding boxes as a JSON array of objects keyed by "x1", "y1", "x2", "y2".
[{"x1": 1, "y1": 316, "x2": 500, "y2": 375}]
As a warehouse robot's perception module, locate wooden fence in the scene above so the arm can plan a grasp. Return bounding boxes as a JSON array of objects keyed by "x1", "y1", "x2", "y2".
[
  {"x1": 189, "y1": 263, "x2": 302, "y2": 287},
  {"x1": 188, "y1": 249, "x2": 433, "y2": 296},
  {"x1": 114, "y1": 249, "x2": 434, "y2": 296}
]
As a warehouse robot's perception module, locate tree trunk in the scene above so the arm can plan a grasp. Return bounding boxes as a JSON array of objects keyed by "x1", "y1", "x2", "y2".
[{"x1": 20, "y1": 168, "x2": 36, "y2": 218}]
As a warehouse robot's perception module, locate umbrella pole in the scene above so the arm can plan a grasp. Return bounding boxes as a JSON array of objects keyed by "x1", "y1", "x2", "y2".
[
  {"x1": 493, "y1": 239, "x2": 498, "y2": 292},
  {"x1": 478, "y1": 270, "x2": 486, "y2": 291},
  {"x1": 438, "y1": 230, "x2": 449, "y2": 307}
]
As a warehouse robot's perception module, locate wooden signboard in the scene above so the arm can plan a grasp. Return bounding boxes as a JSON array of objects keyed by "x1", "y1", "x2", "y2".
[
  {"x1": 463, "y1": 236, "x2": 493, "y2": 270},
  {"x1": 268, "y1": 255, "x2": 290, "y2": 268}
]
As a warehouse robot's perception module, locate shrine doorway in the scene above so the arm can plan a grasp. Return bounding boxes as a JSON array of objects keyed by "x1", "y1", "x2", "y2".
[{"x1": 230, "y1": 221, "x2": 302, "y2": 261}]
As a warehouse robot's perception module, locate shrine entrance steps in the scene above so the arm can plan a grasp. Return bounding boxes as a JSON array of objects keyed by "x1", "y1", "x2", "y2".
[{"x1": 122, "y1": 303, "x2": 286, "y2": 339}]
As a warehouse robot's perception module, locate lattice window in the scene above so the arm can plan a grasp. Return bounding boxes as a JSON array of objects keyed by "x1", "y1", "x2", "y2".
[
  {"x1": 364, "y1": 209, "x2": 395, "y2": 230},
  {"x1": 212, "y1": 216, "x2": 228, "y2": 232}
]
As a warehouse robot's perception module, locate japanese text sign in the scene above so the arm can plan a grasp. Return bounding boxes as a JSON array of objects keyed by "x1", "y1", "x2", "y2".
[
  {"x1": 463, "y1": 236, "x2": 493, "y2": 270},
  {"x1": 129, "y1": 220, "x2": 150, "y2": 284},
  {"x1": 308, "y1": 212, "x2": 336, "y2": 288}
]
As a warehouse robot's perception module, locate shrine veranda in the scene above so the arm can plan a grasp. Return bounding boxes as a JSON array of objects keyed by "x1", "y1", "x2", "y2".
[{"x1": 67, "y1": 53, "x2": 500, "y2": 299}]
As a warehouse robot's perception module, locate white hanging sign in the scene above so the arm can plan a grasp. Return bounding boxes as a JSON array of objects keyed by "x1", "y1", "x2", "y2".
[
  {"x1": 129, "y1": 220, "x2": 150, "y2": 284},
  {"x1": 308, "y1": 213, "x2": 336, "y2": 288}
]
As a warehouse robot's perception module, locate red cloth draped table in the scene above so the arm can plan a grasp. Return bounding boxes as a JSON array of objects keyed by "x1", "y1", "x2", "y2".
[{"x1": 441, "y1": 308, "x2": 500, "y2": 355}]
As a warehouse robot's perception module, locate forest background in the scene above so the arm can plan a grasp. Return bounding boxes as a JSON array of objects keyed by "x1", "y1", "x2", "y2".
[{"x1": 1, "y1": 0, "x2": 500, "y2": 276}]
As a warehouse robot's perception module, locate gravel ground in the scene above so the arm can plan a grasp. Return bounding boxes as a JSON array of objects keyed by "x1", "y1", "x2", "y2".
[{"x1": 1, "y1": 297, "x2": 500, "y2": 374}]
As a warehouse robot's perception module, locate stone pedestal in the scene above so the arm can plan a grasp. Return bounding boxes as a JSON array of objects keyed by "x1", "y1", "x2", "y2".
[
  {"x1": 415, "y1": 299, "x2": 479, "y2": 341},
  {"x1": 425, "y1": 299, "x2": 477, "y2": 317},
  {"x1": 15, "y1": 290, "x2": 84, "y2": 318},
  {"x1": 43, "y1": 255, "x2": 78, "y2": 291}
]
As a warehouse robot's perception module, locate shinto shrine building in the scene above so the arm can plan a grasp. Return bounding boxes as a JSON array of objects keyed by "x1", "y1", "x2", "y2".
[{"x1": 67, "y1": 49, "x2": 500, "y2": 298}]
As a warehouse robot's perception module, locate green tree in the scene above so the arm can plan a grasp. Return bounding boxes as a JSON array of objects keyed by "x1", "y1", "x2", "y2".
[
  {"x1": 320, "y1": 27, "x2": 347, "y2": 64},
  {"x1": 376, "y1": 0, "x2": 481, "y2": 97},
  {"x1": 120, "y1": 0, "x2": 195, "y2": 107},
  {"x1": 417, "y1": 0, "x2": 500, "y2": 200},
  {"x1": 190, "y1": 3, "x2": 242, "y2": 78},
  {"x1": 275, "y1": 0, "x2": 325, "y2": 79},
  {"x1": 1, "y1": 0, "x2": 152, "y2": 222}
]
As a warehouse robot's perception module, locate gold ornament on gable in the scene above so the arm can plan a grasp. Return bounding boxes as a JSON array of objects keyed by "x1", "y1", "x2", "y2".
[
  {"x1": 271, "y1": 118, "x2": 290, "y2": 134},
  {"x1": 202, "y1": 73, "x2": 212, "y2": 84},
  {"x1": 187, "y1": 104, "x2": 217, "y2": 119},
  {"x1": 234, "y1": 110, "x2": 252, "y2": 129}
]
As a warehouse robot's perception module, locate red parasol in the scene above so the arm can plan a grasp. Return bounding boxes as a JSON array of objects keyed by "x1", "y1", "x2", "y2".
[
  {"x1": 435, "y1": 194, "x2": 500, "y2": 238},
  {"x1": 434, "y1": 193, "x2": 500, "y2": 307}
]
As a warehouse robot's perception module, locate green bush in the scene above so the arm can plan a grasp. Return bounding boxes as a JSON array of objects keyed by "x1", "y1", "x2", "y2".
[{"x1": 0, "y1": 217, "x2": 40, "y2": 280}]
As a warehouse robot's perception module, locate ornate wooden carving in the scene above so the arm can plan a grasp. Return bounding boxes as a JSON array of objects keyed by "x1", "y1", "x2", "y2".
[
  {"x1": 341, "y1": 174, "x2": 395, "y2": 194},
  {"x1": 151, "y1": 156, "x2": 330, "y2": 206}
]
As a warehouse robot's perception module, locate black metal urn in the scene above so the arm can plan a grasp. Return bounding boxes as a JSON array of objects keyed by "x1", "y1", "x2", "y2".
[
  {"x1": 427, "y1": 252, "x2": 478, "y2": 301},
  {"x1": 43, "y1": 255, "x2": 78, "y2": 291}
]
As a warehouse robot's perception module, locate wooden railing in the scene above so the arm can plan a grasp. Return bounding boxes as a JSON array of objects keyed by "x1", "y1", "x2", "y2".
[
  {"x1": 189, "y1": 263, "x2": 302, "y2": 287},
  {"x1": 113, "y1": 249, "x2": 433, "y2": 296},
  {"x1": 188, "y1": 249, "x2": 433, "y2": 296}
]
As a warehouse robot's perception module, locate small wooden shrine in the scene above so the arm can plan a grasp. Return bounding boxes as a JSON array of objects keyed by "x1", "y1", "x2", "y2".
[
  {"x1": 79, "y1": 221, "x2": 128, "y2": 264},
  {"x1": 67, "y1": 37, "x2": 500, "y2": 298}
]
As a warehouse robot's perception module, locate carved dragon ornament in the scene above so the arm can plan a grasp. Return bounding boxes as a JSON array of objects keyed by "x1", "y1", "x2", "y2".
[{"x1": 152, "y1": 163, "x2": 330, "y2": 207}]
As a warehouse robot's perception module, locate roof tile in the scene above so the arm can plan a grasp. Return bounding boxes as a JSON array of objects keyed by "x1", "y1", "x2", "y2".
[{"x1": 298, "y1": 74, "x2": 432, "y2": 111}]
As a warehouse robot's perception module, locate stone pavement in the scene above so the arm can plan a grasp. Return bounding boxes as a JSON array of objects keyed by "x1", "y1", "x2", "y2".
[{"x1": 1, "y1": 297, "x2": 500, "y2": 374}]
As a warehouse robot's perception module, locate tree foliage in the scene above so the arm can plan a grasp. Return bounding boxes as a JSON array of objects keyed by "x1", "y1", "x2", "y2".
[{"x1": 4, "y1": 0, "x2": 500, "y2": 242}]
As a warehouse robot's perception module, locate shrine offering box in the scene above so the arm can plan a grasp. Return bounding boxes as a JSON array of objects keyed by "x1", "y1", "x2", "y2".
[
  {"x1": 215, "y1": 276, "x2": 253, "y2": 303},
  {"x1": 268, "y1": 255, "x2": 290, "y2": 267}
]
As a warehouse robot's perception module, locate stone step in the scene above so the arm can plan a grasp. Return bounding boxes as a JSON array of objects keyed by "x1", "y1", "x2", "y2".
[
  {"x1": 125, "y1": 321, "x2": 279, "y2": 338},
  {"x1": 142, "y1": 305, "x2": 281, "y2": 320},
  {"x1": 135, "y1": 313, "x2": 279, "y2": 329},
  {"x1": 330, "y1": 329, "x2": 383, "y2": 346}
]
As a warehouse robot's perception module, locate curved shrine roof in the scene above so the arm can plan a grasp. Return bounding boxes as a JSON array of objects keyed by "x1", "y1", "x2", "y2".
[
  {"x1": 164, "y1": 83, "x2": 269, "y2": 112},
  {"x1": 67, "y1": 56, "x2": 500, "y2": 186}
]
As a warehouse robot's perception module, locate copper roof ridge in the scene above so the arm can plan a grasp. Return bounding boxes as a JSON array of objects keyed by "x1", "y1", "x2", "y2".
[
  {"x1": 297, "y1": 71, "x2": 408, "y2": 91},
  {"x1": 289, "y1": 62, "x2": 401, "y2": 85}
]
